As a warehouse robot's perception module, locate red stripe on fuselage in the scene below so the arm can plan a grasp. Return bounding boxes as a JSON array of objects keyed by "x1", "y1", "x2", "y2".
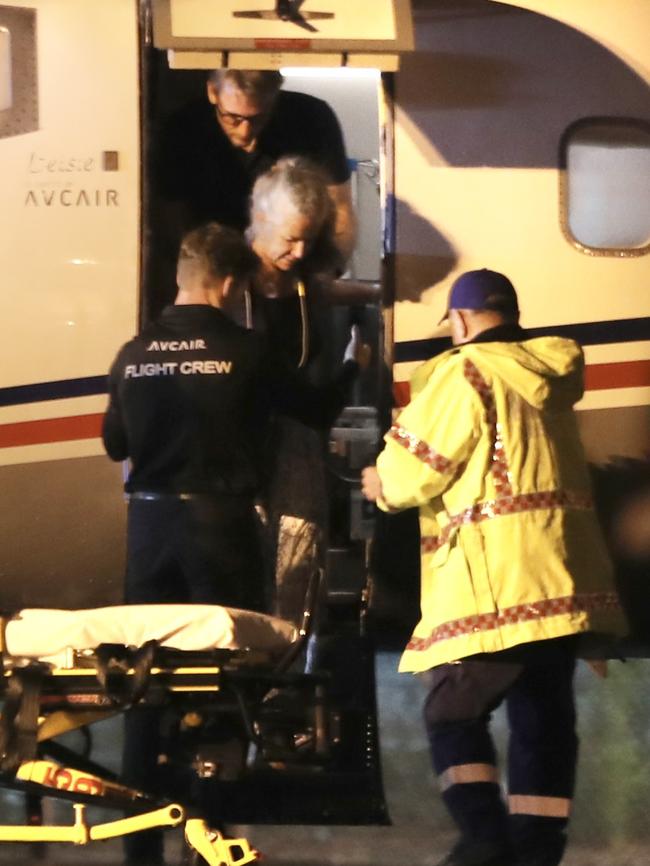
[
  {"x1": 0, "y1": 414, "x2": 103, "y2": 448},
  {"x1": 584, "y1": 359, "x2": 650, "y2": 391},
  {"x1": 1, "y1": 361, "x2": 649, "y2": 446}
]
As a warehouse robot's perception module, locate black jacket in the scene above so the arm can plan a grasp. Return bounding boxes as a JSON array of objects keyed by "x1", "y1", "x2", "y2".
[{"x1": 103, "y1": 304, "x2": 355, "y2": 494}]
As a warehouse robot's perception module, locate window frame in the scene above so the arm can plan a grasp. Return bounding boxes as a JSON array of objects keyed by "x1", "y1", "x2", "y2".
[{"x1": 559, "y1": 116, "x2": 650, "y2": 258}]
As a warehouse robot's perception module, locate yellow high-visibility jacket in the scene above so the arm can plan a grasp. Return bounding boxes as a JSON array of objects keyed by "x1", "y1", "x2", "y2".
[{"x1": 376, "y1": 335, "x2": 626, "y2": 673}]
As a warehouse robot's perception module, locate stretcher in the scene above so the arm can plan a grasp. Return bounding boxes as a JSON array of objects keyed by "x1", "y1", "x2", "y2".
[{"x1": 0, "y1": 581, "x2": 387, "y2": 864}]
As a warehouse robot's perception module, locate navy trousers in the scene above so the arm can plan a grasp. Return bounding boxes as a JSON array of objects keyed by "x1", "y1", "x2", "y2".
[
  {"x1": 424, "y1": 637, "x2": 578, "y2": 866},
  {"x1": 125, "y1": 494, "x2": 265, "y2": 609}
]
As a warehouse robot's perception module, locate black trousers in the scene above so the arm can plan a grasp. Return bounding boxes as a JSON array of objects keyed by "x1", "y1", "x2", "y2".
[
  {"x1": 125, "y1": 494, "x2": 265, "y2": 609},
  {"x1": 423, "y1": 637, "x2": 578, "y2": 866},
  {"x1": 123, "y1": 493, "x2": 264, "y2": 865}
]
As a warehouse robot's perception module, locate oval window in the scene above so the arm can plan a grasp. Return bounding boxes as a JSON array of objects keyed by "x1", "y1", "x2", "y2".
[{"x1": 561, "y1": 119, "x2": 650, "y2": 255}]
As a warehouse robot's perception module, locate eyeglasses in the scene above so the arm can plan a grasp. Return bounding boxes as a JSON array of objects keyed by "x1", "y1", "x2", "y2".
[{"x1": 215, "y1": 104, "x2": 269, "y2": 128}]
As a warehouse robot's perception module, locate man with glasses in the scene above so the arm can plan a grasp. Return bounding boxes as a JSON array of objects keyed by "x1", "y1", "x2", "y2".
[{"x1": 156, "y1": 69, "x2": 356, "y2": 269}]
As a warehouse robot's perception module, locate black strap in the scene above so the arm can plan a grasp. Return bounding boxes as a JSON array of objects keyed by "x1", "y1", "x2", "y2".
[
  {"x1": 0, "y1": 641, "x2": 159, "y2": 776},
  {"x1": 95, "y1": 640, "x2": 159, "y2": 706},
  {"x1": 129, "y1": 640, "x2": 158, "y2": 705},
  {"x1": 0, "y1": 663, "x2": 47, "y2": 774}
]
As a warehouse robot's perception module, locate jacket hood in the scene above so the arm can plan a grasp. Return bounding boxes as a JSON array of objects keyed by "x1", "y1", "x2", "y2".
[{"x1": 413, "y1": 336, "x2": 585, "y2": 410}]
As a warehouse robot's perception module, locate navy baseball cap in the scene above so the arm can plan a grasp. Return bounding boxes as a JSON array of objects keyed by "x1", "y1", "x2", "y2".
[{"x1": 440, "y1": 269, "x2": 519, "y2": 322}]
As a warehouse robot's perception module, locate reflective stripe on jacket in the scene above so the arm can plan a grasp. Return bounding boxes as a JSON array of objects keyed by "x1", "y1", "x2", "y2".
[{"x1": 376, "y1": 336, "x2": 626, "y2": 672}]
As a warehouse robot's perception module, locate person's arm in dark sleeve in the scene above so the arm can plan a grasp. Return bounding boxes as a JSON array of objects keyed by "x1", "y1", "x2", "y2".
[
  {"x1": 310, "y1": 97, "x2": 356, "y2": 263},
  {"x1": 309, "y1": 96, "x2": 350, "y2": 185},
  {"x1": 262, "y1": 326, "x2": 368, "y2": 430},
  {"x1": 328, "y1": 179, "x2": 356, "y2": 265},
  {"x1": 273, "y1": 360, "x2": 358, "y2": 430},
  {"x1": 261, "y1": 354, "x2": 355, "y2": 430},
  {"x1": 101, "y1": 354, "x2": 129, "y2": 461}
]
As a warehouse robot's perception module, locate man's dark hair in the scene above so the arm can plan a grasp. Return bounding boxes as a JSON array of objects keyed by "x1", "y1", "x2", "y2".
[
  {"x1": 481, "y1": 293, "x2": 520, "y2": 323},
  {"x1": 179, "y1": 223, "x2": 259, "y2": 283},
  {"x1": 209, "y1": 69, "x2": 284, "y2": 101}
]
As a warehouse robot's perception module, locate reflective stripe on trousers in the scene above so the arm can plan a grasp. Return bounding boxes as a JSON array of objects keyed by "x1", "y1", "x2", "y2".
[{"x1": 439, "y1": 762, "x2": 499, "y2": 792}]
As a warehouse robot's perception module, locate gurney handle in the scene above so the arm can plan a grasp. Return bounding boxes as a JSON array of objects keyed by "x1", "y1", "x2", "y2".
[
  {"x1": 0, "y1": 802, "x2": 185, "y2": 845},
  {"x1": 89, "y1": 802, "x2": 185, "y2": 840}
]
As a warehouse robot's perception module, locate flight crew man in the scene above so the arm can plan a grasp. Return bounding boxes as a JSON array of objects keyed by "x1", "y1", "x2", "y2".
[
  {"x1": 102, "y1": 222, "x2": 365, "y2": 866},
  {"x1": 103, "y1": 223, "x2": 267, "y2": 610},
  {"x1": 362, "y1": 269, "x2": 626, "y2": 866},
  {"x1": 103, "y1": 221, "x2": 363, "y2": 610}
]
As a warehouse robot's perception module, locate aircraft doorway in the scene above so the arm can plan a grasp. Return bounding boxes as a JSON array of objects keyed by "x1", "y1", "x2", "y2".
[
  {"x1": 141, "y1": 57, "x2": 384, "y2": 316},
  {"x1": 140, "y1": 48, "x2": 391, "y2": 580}
]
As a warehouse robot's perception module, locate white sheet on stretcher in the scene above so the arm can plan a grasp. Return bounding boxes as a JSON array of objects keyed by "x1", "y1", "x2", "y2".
[{"x1": 5, "y1": 605, "x2": 297, "y2": 667}]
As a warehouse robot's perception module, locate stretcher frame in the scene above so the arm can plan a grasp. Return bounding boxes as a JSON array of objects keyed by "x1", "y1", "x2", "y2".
[{"x1": 0, "y1": 587, "x2": 325, "y2": 866}]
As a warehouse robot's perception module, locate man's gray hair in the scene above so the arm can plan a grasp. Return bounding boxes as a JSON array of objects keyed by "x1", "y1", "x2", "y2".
[
  {"x1": 209, "y1": 69, "x2": 284, "y2": 100},
  {"x1": 249, "y1": 156, "x2": 334, "y2": 228}
]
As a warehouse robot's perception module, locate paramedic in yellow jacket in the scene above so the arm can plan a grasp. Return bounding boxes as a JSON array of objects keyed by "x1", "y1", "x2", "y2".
[{"x1": 362, "y1": 269, "x2": 626, "y2": 866}]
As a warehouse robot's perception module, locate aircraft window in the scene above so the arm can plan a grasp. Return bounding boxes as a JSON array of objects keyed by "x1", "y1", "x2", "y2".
[
  {"x1": 0, "y1": 7, "x2": 38, "y2": 140},
  {"x1": 561, "y1": 119, "x2": 650, "y2": 256},
  {"x1": 0, "y1": 27, "x2": 11, "y2": 111}
]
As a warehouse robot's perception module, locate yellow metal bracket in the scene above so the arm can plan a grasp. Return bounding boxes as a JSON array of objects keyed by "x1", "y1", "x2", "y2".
[{"x1": 185, "y1": 818, "x2": 260, "y2": 866}]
